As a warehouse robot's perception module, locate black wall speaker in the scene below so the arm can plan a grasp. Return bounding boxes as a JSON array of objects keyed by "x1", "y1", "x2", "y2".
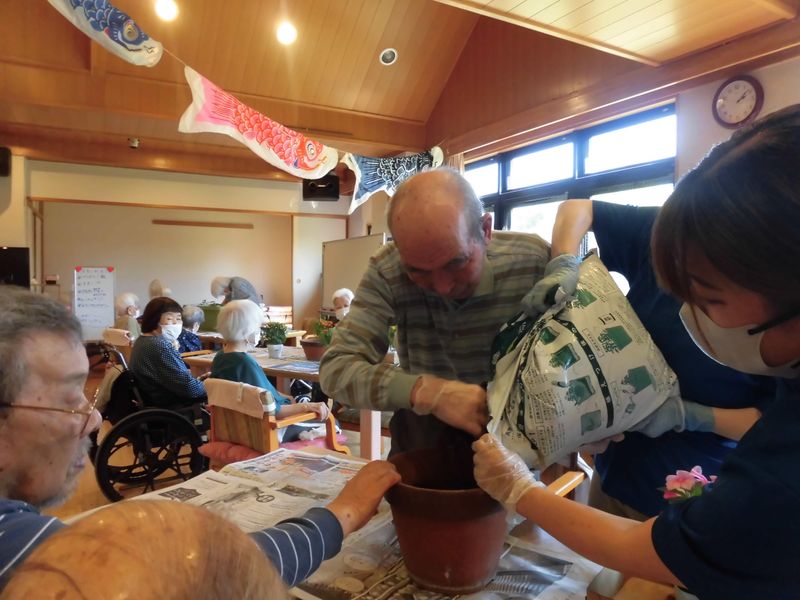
[
  {"x1": 303, "y1": 173, "x2": 339, "y2": 200},
  {"x1": 0, "y1": 147, "x2": 10, "y2": 177},
  {"x1": 0, "y1": 247, "x2": 30, "y2": 288}
]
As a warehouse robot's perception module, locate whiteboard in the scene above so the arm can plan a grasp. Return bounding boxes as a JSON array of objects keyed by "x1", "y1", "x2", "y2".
[
  {"x1": 73, "y1": 266, "x2": 115, "y2": 341},
  {"x1": 322, "y1": 234, "x2": 385, "y2": 309}
]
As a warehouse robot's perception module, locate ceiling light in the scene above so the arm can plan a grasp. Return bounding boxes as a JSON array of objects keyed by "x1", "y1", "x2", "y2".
[
  {"x1": 276, "y1": 21, "x2": 297, "y2": 45},
  {"x1": 379, "y1": 48, "x2": 398, "y2": 66},
  {"x1": 155, "y1": 0, "x2": 179, "y2": 21}
]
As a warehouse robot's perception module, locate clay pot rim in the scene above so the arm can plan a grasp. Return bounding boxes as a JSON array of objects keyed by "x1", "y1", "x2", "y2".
[{"x1": 389, "y1": 480, "x2": 486, "y2": 495}]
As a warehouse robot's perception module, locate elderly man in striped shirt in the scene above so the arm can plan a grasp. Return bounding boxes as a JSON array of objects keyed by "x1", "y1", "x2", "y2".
[
  {"x1": 0, "y1": 287, "x2": 399, "y2": 591},
  {"x1": 321, "y1": 168, "x2": 562, "y2": 455}
]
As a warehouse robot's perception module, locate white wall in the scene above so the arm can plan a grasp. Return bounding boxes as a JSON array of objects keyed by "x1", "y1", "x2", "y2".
[
  {"x1": 346, "y1": 191, "x2": 390, "y2": 238},
  {"x1": 292, "y1": 216, "x2": 346, "y2": 328},
  {"x1": 677, "y1": 56, "x2": 800, "y2": 177},
  {"x1": 43, "y1": 202, "x2": 294, "y2": 308}
]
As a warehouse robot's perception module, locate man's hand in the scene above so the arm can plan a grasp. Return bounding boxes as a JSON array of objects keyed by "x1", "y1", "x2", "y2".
[
  {"x1": 326, "y1": 461, "x2": 401, "y2": 536},
  {"x1": 521, "y1": 254, "x2": 581, "y2": 315},
  {"x1": 411, "y1": 375, "x2": 488, "y2": 437},
  {"x1": 472, "y1": 434, "x2": 544, "y2": 512}
]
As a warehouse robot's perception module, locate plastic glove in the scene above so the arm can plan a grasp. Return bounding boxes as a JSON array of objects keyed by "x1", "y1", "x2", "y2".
[
  {"x1": 412, "y1": 375, "x2": 488, "y2": 437},
  {"x1": 521, "y1": 254, "x2": 581, "y2": 315},
  {"x1": 578, "y1": 433, "x2": 625, "y2": 455},
  {"x1": 629, "y1": 397, "x2": 714, "y2": 438},
  {"x1": 472, "y1": 433, "x2": 544, "y2": 512}
]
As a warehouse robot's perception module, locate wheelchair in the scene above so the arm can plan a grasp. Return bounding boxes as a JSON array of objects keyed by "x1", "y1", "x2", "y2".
[{"x1": 87, "y1": 343, "x2": 209, "y2": 502}]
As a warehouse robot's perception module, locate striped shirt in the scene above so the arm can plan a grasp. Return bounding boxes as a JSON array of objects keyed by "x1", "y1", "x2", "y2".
[
  {"x1": 319, "y1": 231, "x2": 549, "y2": 453},
  {"x1": 0, "y1": 500, "x2": 342, "y2": 590}
]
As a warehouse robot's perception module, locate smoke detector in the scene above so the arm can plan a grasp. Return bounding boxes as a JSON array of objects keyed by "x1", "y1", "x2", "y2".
[
  {"x1": 128, "y1": 137, "x2": 140, "y2": 149},
  {"x1": 379, "y1": 48, "x2": 398, "y2": 66}
]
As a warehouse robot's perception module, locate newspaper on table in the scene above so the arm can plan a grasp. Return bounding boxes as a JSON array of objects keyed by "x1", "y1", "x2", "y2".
[
  {"x1": 126, "y1": 448, "x2": 367, "y2": 533},
  {"x1": 294, "y1": 513, "x2": 601, "y2": 600},
  {"x1": 488, "y1": 253, "x2": 678, "y2": 469}
]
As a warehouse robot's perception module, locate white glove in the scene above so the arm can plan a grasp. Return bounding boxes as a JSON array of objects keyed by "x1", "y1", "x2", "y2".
[
  {"x1": 472, "y1": 433, "x2": 544, "y2": 512},
  {"x1": 630, "y1": 397, "x2": 714, "y2": 438},
  {"x1": 412, "y1": 375, "x2": 488, "y2": 438}
]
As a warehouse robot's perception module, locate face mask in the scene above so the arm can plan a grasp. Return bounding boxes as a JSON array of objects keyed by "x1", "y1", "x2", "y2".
[
  {"x1": 335, "y1": 307, "x2": 349, "y2": 320},
  {"x1": 679, "y1": 303, "x2": 800, "y2": 378},
  {"x1": 160, "y1": 323, "x2": 182, "y2": 343}
]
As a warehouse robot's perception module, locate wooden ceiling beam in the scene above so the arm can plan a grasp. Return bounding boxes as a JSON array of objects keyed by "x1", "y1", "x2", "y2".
[
  {"x1": 0, "y1": 59, "x2": 426, "y2": 156},
  {"x1": 753, "y1": 0, "x2": 798, "y2": 19}
]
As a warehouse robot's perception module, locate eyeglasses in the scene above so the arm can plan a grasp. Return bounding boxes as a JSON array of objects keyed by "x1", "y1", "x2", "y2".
[{"x1": 4, "y1": 389, "x2": 100, "y2": 434}]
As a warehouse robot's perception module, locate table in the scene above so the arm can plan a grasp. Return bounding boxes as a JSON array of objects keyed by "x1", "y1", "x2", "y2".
[
  {"x1": 184, "y1": 348, "x2": 383, "y2": 460},
  {"x1": 197, "y1": 329, "x2": 306, "y2": 350}
]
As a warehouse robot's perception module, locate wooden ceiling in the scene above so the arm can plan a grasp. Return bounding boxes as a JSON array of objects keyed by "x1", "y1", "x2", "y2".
[
  {"x1": 0, "y1": 0, "x2": 797, "y2": 181},
  {"x1": 436, "y1": 0, "x2": 798, "y2": 65}
]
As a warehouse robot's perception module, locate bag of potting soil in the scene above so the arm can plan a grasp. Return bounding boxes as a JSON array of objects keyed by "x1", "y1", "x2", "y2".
[{"x1": 487, "y1": 253, "x2": 677, "y2": 469}]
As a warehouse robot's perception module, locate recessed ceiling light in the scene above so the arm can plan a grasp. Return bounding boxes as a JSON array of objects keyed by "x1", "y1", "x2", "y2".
[
  {"x1": 379, "y1": 48, "x2": 398, "y2": 66},
  {"x1": 277, "y1": 21, "x2": 297, "y2": 45},
  {"x1": 155, "y1": 0, "x2": 179, "y2": 21}
]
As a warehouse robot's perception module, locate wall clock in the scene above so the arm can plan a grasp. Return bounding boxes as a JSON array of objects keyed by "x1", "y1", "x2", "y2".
[{"x1": 712, "y1": 75, "x2": 764, "y2": 129}]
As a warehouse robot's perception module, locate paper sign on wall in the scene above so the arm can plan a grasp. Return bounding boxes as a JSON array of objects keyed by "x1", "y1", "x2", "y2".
[{"x1": 73, "y1": 266, "x2": 115, "y2": 341}]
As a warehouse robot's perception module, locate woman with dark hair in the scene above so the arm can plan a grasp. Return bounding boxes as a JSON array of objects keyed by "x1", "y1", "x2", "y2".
[
  {"x1": 130, "y1": 296, "x2": 207, "y2": 407},
  {"x1": 472, "y1": 105, "x2": 800, "y2": 599}
]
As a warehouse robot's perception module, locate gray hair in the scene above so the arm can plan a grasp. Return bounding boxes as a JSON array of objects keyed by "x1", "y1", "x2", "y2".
[
  {"x1": 0, "y1": 287, "x2": 83, "y2": 408},
  {"x1": 217, "y1": 300, "x2": 263, "y2": 342},
  {"x1": 330, "y1": 288, "x2": 354, "y2": 306},
  {"x1": 387, "y1": 167, "x2": 485, "y2": 241},
  {"x1": 114, "y1": 292, "x2": 140, "y2": 316},
  {"x1": 211, "y1": 276, "x2": 231, "y2": 298},
  {"x1": 182, "y1": 305, "x2": 205, "y2": 329}
]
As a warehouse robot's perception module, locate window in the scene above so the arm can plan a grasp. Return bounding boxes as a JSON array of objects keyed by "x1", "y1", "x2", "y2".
[
  {"x1": 464, "y1": 105, "x2": 676, "y2": 233},
  {"x1": 464, "y1": 161, "x2": 498, "y2": 198},
  {"x1": 507, "y1": 142, "x2": 573, "y2": 190}
]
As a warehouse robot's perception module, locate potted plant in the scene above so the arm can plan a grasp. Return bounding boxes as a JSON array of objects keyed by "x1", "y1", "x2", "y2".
[
  {"x1": 262, "y1": 321, "x2": 287, "y2": 358},
  {"x1": 300, "y1": 318, "x2": 335, "y2": 361}
]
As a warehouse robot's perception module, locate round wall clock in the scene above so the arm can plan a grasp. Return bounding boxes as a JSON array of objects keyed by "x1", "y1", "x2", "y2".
[{"x1": 711, "y1": 75, "x2": 764, "y2": 129}]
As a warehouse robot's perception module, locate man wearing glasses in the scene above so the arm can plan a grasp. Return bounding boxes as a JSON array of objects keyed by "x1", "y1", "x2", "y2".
[{"x1": 0, "y1": 287, "x2": 400, "y2": 591}]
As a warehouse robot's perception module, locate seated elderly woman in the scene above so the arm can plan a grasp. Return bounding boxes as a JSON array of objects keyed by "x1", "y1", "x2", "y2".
[
  {"x1": 113, "y1": 292, "x2": 141, "y2": 341},
  {"x1": 211, "y1": 276, "x2": 261, "y2": 305},
  {"x1": 211, "y1": 300, "x2": 329, "y2": 441},
  {"x1": 130, "y1": 296, "x2": 207, "y2": 407},
  {"x1": 178, "y1": 305, "x2": 204, "y2": 354}
]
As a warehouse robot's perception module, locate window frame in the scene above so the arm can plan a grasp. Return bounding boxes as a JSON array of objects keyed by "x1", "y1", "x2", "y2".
[{"x1": 467, "y1": 104, "x2": 676, "y2": 230}]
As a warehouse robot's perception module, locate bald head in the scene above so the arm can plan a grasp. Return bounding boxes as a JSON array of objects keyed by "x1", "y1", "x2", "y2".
[
  {"x1": 387, "y1": 169, "x2": 492, "y2": 300},
  {"x1": 1, "y1": 500, "x2": 287, "y2": 600}
]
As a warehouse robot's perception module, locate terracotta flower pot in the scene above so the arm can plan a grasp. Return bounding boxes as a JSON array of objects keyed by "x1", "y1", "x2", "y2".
[
  {"x1": 300, "y1": 338, "x2": 326, "y2": 361},
  {"x1": 386, "y1": 447, "x2": 507, "y2": 595}
]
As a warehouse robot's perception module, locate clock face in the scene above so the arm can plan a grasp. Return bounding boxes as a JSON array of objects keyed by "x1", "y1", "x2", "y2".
[{"x1": 712, "y1": 76, "x2": 764, "y2": 129}]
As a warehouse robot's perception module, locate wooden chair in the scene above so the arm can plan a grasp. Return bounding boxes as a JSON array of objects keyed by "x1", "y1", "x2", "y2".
[
  {"x1": 102, "y1": 327, "x2": 133, "y2": 365},
  {"x1": 203, "y1": 378, "x2": 350, "y2": 470}
]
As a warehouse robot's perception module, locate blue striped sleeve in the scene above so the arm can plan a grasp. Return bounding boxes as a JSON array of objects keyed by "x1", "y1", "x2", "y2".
[
  {"x1": 0, "y1": 502, "x2": 65, "y2": 588},
  {"x1": 249, "y1": 507, "x2": 343, "y2": 587}
]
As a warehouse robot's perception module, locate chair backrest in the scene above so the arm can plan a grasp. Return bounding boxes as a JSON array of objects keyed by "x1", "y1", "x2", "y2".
[
  {"x1": 204, "y1": 378, "x2": 277, "y2": 454},
  {"x1": 104, "y1": 368, "x2": 142, "y2": 424}
]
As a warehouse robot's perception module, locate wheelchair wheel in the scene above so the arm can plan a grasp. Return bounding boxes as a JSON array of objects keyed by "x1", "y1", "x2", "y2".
[{"x1": 94, "y1": 408, "x2": 205, "y2": 502}]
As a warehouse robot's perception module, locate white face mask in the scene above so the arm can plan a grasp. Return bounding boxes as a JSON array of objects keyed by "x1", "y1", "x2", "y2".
[
  {"x1": 335, "y1": 307, "x2": 349, "y2": 320},
  {"x1": 160, "y1": 323, "x2": 183, "y2": 344},
  {"x1": 679, "y1": 303, "x2": 800, "y2": 378}
]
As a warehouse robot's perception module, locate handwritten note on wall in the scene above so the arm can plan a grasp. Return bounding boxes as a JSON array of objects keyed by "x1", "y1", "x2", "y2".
[{"x1": 73, "y1": 266, "x2": 115, "y2": 340}]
